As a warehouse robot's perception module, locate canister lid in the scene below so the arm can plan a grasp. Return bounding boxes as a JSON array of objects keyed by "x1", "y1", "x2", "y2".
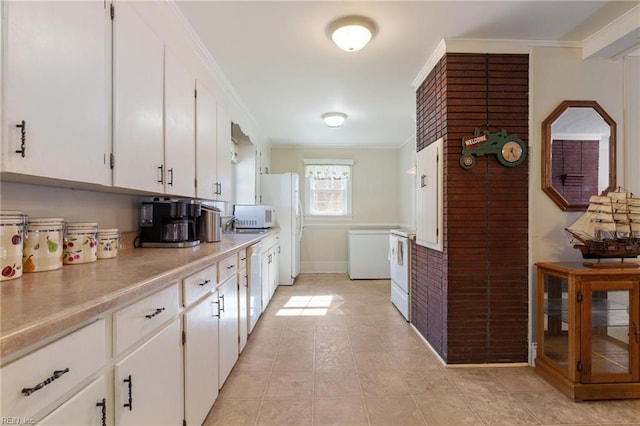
[
  {"x1": 98, "y1": 228, "x2": 119, "y2": 234},
  {"x1": 28, "y1": 217, "x2": 65, "y2": 226},
  {"x1": 0, "y1": 210, "x2": 26, "y2": 225},
  {"x1": 66, "y1": 222, "x2": 98, "y2": 231}
]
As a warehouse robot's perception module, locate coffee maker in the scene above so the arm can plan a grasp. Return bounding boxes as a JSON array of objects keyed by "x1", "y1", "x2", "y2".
[{"x1": 139, "y1": 198, "x2": 201, "y2": 247}]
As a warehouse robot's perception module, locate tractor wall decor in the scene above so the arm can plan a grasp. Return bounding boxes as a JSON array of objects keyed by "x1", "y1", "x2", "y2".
[{"x1": 459, "y1": 128, "x2": 527, "y2": 169}]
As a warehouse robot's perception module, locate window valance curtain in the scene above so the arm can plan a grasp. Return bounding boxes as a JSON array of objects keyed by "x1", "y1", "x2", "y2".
[{"x1": 305, "y1": 164, "x2": 351, "y2": 180}]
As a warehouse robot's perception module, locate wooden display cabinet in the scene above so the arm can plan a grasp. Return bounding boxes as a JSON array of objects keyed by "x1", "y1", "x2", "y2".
[{"x1": 535, "y1": 262, "x2": 640, "y2": 401}]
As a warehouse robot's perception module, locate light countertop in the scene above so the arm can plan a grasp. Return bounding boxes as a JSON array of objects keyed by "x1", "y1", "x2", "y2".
[{"x1": 0, "y1": 232, "x2": 272, "y2": 359}]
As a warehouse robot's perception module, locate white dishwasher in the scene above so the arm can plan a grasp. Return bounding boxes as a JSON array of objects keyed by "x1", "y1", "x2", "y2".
[
  {"x1": 389, "y1": 229, "x2": 414, "y2": 321},
  {"x1": 348, "y1": 229, "x2": 392, "y2": 279}
]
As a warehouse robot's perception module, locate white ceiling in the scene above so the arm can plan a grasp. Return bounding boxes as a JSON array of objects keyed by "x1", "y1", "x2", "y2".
[{"x1": 174, "y1": 1, "x2": 639, "y2": 149}]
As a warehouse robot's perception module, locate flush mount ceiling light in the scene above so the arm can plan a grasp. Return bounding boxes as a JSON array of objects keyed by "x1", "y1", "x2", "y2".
[
  {"x1": 322, "y1": 112, "x2": 347, "y2": 127},
  {"x1": 328, "y1": 15, "x2": 376, "y2": 52}
]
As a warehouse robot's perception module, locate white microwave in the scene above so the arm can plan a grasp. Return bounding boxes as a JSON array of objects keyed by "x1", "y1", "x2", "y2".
[{"x1": 233, "y1": 205, "x2": 275, "y2": 228}]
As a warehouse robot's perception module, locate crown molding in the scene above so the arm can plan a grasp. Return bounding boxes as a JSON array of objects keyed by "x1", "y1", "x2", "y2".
[
  {"x1": 165, "y1": 0, "x2": 261, "y2": 134},
  {"x1": 582, "y1": 4, "x2": 640, "y2": 59},
  {"x1": 410, "y1": 38, "x2": 580, "y2": 89}
]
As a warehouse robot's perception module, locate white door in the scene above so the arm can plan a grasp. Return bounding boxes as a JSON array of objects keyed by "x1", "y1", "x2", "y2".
[
  {"x1": 218, "y1": 275, "x2": 239, "y2": 387},
  {"x1": 3, "y1": 1, "x2": 109, "y2": 184},
  {"x1": 115, "y1": 320, "x2": 182, "y2": 426},
  {"x1": 38, "y1": 377, "x2": 106, "y2": 426},
  {"x1": 238, "y1": 270, "x2": 249, "y2": 352},
  {"x1": 184, "y1": 293, "x2": 219, "y2": 426},
  {"x1": 112, "y1": 2, "x2": 164, "y2": 193},
  {"x1": 195, "y1": 82, "x2": 218, "y2": 200},
  {"x1": 164, "y1": 48, "x2": 196, "y2": 197}
]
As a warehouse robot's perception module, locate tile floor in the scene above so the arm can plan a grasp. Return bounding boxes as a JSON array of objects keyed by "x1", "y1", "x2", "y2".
[{"x1": 203, "y1": 273, "x2": 640, "y2": 425}]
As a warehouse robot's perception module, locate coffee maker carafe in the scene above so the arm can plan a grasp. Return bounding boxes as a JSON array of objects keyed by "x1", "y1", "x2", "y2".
[{"x1": 139, "y1": 198, "x2": 201, "y2": 248}]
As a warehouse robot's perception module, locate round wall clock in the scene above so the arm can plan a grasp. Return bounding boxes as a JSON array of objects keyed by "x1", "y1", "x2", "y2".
[{"x1": 497, "y1": 137, "x2": 527, "y2": 167}]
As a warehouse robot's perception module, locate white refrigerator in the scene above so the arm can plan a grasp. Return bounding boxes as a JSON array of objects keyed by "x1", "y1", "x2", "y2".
[{"x1": 261, "y1": 173, "x2": 303, "y2": 285}]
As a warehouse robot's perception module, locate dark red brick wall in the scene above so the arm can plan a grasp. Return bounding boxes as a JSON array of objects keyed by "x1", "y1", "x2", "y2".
[{"x1": 412, "y1": 53, "x2": 529, "y2": 364}]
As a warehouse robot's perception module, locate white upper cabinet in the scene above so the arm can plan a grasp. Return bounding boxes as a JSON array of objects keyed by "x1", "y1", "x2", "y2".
[
  {"x1": 112, "y1": 2, "x2": 164, "y2": 193},
  {"x1": 164, "y1": 49, "x2": 196, "y2": 197},
  {"x1": 2, "y1": 1, "x2": 110, "y2": 185},
  {"x1": 195, "y1": 82, "x2": 218, "y2": 200},
  {"x1": 416, "y1": 137, "x2": 443, "y2": 251},
  {"x1": 216, "y1": 104, "x2": 233, "y2": 202}
]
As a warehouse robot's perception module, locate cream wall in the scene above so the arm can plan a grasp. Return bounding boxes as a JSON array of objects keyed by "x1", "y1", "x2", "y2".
[
  {"x1": 530, "y1": 46, "x2": 627, "y2": 264},
  {"x1": 270, "y1": 147, "x2": 401, "y2": 273},
  {"x1": 529, "y1": 46, "x2": 637, "y2": 352}
]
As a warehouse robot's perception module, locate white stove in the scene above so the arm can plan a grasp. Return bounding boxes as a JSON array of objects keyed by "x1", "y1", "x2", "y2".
[{"x1": 389, "y1": 229, "x2": 414, "y2": 321}]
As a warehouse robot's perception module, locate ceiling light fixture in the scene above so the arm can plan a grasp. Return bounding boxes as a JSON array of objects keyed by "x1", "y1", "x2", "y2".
[
  {"x1": 328, "y1": 15, "x2": 376, "y2": 52},
  {"x1": 322, "y1": 112, "x2": 347, "y2": 127}
]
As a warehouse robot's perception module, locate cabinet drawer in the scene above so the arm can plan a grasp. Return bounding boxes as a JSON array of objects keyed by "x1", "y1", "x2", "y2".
[
  {"x1": 238, "y1": 249, "x2": 247, "y2": 271},
  {"x1": 1, "y1": 319, "x2": 106, "y2": 420},
  {"x1": 218, "y1": 253, "x2": 237, "y2": 283},
  {"x1": 113, "y1": 283, "x2": 179, "y2": 357},
  {"x1": 183, "y1": 264, "x2": 217, "y2": 307}
]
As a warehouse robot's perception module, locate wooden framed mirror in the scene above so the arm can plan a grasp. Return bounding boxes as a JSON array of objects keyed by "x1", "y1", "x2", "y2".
[{"x1": 541, "y1": 100, "x2": 616, "y2": 211}]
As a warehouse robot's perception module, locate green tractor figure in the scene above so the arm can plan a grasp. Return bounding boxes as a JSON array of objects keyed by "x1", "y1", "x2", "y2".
[{"x1": 459, "y1": 128, "x2": 527, "y2": 169}]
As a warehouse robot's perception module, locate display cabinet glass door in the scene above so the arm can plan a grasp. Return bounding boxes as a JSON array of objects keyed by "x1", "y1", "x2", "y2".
[
  {"x1": 541, "y1": 273, "x2": 573, "y2": 376},
  {"x1": 580, "y1": 281, "x2": 639, "y2": 384}
]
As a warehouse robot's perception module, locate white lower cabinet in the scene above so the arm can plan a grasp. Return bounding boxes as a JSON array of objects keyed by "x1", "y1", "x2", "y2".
[
  {"x1": 0, "y1": 319, "x2": 106, "y2": 421},
  {"x1": 218, "y1": 274, "x2": 239, "y2": 388},
  {"x1": 114, "y1": 319, "x2": 182, "y2": 426},
  {"x1": 260, "y1": 235, "x2": 280, "y2": 311},
  {"x1": 37, "y1": 376, "x2": 106, "y2": 426},
  {"x1": 238, "y1": 264, "x2": 248, "y2": 353},
  {"x1": 183, "y1": 292, "x2": 219, "y2": 426}
]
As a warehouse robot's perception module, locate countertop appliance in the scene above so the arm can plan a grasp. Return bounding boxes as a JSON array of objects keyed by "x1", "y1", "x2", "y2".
[
  {"x1": 233, "y1": 204, "x2": 275, "y2": 229},
  {"x1": 139, "y1": 198, "x2": 201, "y2": 248},
  {"x1": 197, "y1": 205, "x2": 222, "y2": 242},
  {"x1": 348, "y1": 229, "x2": 392, "y2": 279},
  {"x1": 261, "y1": 173, "x2": 303, "y2": 285},
  {"x1": 389, "y1": 229, "x2": 414, "y2": 321}
]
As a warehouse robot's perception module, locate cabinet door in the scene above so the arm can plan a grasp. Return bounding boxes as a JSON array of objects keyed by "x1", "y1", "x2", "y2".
[
  {"x1": 261, "y1": 250, "x2": 271, "y2": 311},
  {"x1": 216, "y1": 104, "x2": 233, "y2": 201},
  {"x1": 580, "y1": 280, "x2": 639, "y2": 384},
  {"x1": 164, "y1": 49, "x2": 196, "y2": 197},
  {"x1": 112, "y1": 2, "x2": 164, "y2": 193},
  {"x1": 218, "y1": 275, "x2": 239, "y2": 387},
  {"x1": 115, "y1": 319, "x2": 182, "y2": 426},
  {"x1": 195, "y1": 82, "x2": 218, "y2": 200},
  {"x1": 38, "y1": 377, "x2": 106, "y2": 426},
  {"x1": 238, "y1": 268, "x2": 248, "y2": 353},
  {"x1": 184, "y1": 293, "x2": 219, "y2": 426},
  {"x1": 3, "y1": 1, "x2": 109, "y2": 184},
  {"x1": 416, "y1": 138, "x2": 443, "y2": 250},
  {"x1": 270, "y1": 246, "x2": 279, "y2": 298}
]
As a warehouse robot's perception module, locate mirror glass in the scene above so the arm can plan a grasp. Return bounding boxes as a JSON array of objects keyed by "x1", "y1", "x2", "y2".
[{"x1": 542, "y1": 100, "x2": 616, "y2": 211}]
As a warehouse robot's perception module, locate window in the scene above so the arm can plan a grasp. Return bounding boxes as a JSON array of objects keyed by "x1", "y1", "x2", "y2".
[{"x1": 304, "y1": 160, "x2": 352, "y2": 217}]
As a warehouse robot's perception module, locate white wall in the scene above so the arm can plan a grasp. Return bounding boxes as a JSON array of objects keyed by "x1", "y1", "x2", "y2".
[
  {"x1": 398, "y1": 136, "x2": 416, "y2": 229},
  {"x1": 270, "y1": 147, "x2": 401, "y2": 273},
  {"x1": 1, "y1": 182, "x2": 143, "y2": 231}
]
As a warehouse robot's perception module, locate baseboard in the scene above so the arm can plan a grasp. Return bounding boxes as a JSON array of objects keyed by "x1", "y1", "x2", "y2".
[
  {"x1": 300, "y1": 261, "x2": 347, "y2": 274},
  {"x1": 409, "y1": 323, "x2": 530, "y2": 368}
]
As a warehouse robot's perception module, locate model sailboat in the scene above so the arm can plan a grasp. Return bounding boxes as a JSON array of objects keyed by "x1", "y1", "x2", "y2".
[{"x1": 565, "y1": 188, "x2": 640, "y2": 267}]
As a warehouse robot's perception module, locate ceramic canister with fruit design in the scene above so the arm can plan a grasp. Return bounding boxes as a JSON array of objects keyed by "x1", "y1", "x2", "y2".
[
  {"x1": 0, "y1": 211, "x2": 27, "y2": 281},
  {"x1": 97, "y1": 228, "x2": 119, "y2": 259},
  {"x1": 23, "y1": 218, "x2": 65, "y2": 272},
  {"x1": 63, "y1": 222, "x2": 98, "y2": 265}
]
